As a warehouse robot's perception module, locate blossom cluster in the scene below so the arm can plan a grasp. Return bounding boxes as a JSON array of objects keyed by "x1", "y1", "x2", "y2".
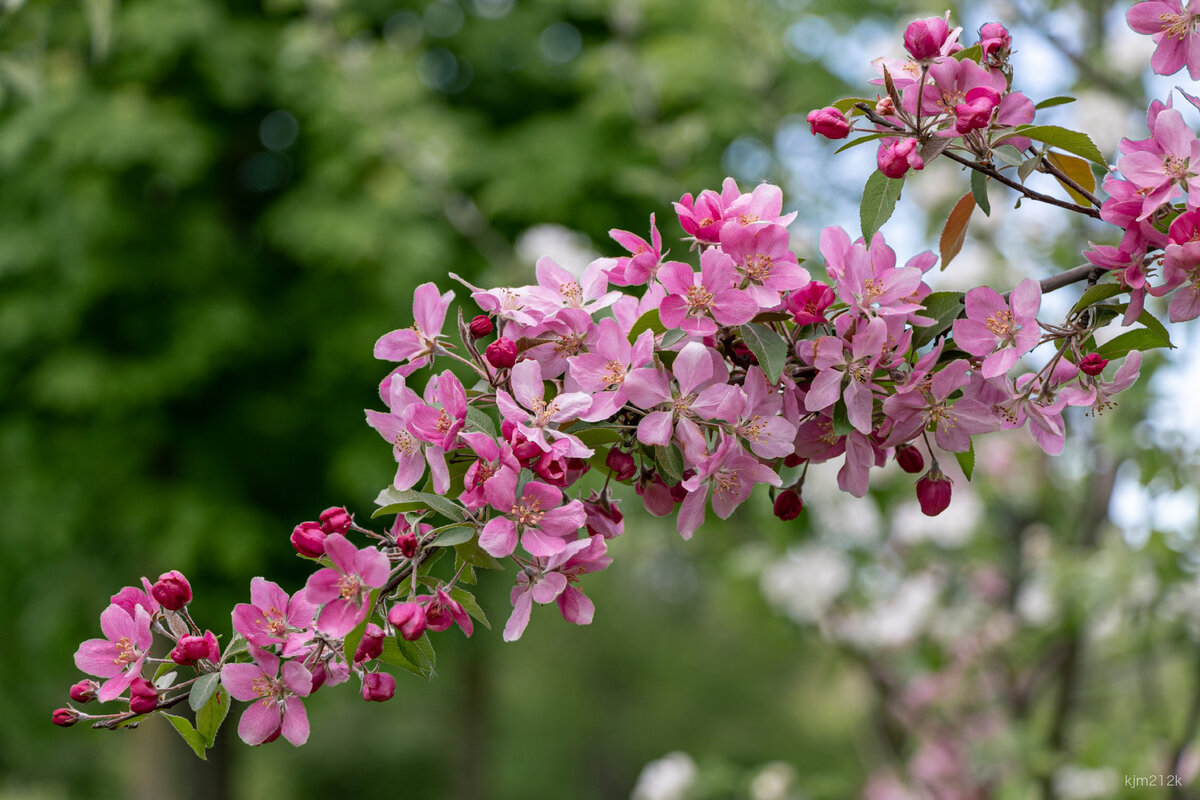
[{"x1": 54, "y1": 5, "x2": 1186, "y2": 757}]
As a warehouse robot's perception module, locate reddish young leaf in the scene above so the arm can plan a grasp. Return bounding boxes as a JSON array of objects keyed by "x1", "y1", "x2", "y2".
[{"x1": 939, "y1": 192, "x2": 976, "y2": 270}]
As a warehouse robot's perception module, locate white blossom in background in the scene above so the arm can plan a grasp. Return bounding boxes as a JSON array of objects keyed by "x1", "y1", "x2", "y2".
[
  {"x1": 760, "y1": 544, "x2": 852, "y2": 625},
  {"x1": 630, "y1": 752, "x2": 698, "y2": 800},
  {"x1": 835, "y1": 572, "x2": 941, "y2": 649},
  {"x1": 1052, "y1": 765, "x2": 1118, "y2": 800},
  {"x1": 515, "y1": 224, "x2": 598, "y2": 277}
]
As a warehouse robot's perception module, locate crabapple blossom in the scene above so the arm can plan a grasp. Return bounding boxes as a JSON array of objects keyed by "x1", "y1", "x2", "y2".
[
  {"x1": 305, "y1": 534, "x2": 389, "y2": 637},
  {"x1": 222, "y1": 647, "x2": 313, "y2": 746}
]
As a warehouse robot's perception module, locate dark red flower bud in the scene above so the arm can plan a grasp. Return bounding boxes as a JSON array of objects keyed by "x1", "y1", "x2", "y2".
[
  {"x1": 388, "y1": 602, "x2": 427, "y2": 641},
  {"x1": 783, "y1": 454, "x2": 805, "y2": 468},
  {"x1": 605, "y1": 448, "x2": 637, "y2": 481},
  {"x1": 396, "y1": 531, "x2": 418, "y2": 559},
  {"x1": 69, "y1": 680, "x2": 98, "y2": 704},
  {"x1": 128, "y1": 677, "x2": 159, "y2": 715},
  {"x1": 291, "y1": 521, "x2": 327, "y2": 558},
  {"x1": 52, "y1": 707, "x2": 79, "y2": 727},
  {"x1": 773, "y1": 489, "x2": 804, "y2": 521},
  {"x1": 806, "y1": 106, "x2": 851, "y2": 140},
  {"x1": 150, "y1": 570, "x2": 192, "y2": 611},
  {"x1": 1078, "y1": 353, "x2": 1109, "y2": 376},
  {"x1": 468, "y1": 314, "x2": 494, "y2": 339},
  {"x1": 319, "y1": 506, "x2": 352, "y2": 535},
  {"x1": 360, "y1": 671, "x2": 396, "y2": 702},
  {"x1": 485, "y1": 337, "x2": 518, "y2": 370},
  {"x1": 895, "y1": 444, "x2": 925, "y2": 474},
  {"x1": 565, "y1": 458, "x2": 590, "y2": 486},
  {"x1": 354, "y1": 623, "x2": 386, "y2": 664},
  {"x1": 916, "y1": 466, "x2": 953, "y2": 517}
]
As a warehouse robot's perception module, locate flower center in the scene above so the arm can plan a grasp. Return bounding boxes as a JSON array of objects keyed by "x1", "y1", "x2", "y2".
[
  {"x1": 714, "y1": 470, "x2": 741, "y2": 500},
  {"x1": 252, "y1": 674, "x2": 281, "y2": 705},
  {"x1": 860, "y1": 277, "x2": 884, "y2": 305},
  {"x1": 112, "y1": 636, "x2": 138, "y2": 667},
  {"x1": 262, "y1": 607, "x2": 288, "y2": 638},
  {"x1": 927, "y1": 401, "x2": 958, "y2": 433},
  {"x1": 511, "y1": 497, "x2": 546, "y2": 528},
  {"x1": 671, "y1": 391, "x2": 698, "y2": 417},
  {"x1": 393, "y1": 431, "x2": 418, "y2": 457},
  {"x1": 436, "y1": 410, "x2": 453, "y2": 435},
  {"x1": 602, "y1": 361, "x2": 627, "y2": 390},
  {"x1": 530, "y1": 397, "x2": 560, "y2": 426},
  {"x1": 744, "y1": 253, "x2": 774, "y2": 282},
  {"x1": 1163, "y1": 154, "x2": 1193, "y2": 180},
  {"x1": 336, "y1": 573, "x2": 363, "y2": 601},
  {"x1": 684, "y1": 284, "x2": 715, "y2": 317},
  {"x1": 984, "y1": 310, "x2": 1015, "y2": 337},
  {"x1": 1159, "y1": 10, "x2": 1197, "y2": 39},
  {"x1": 559, "y1": 281, "x2": 583, "y2": 306},
  {"x1": 740, "y1": 415, "x2": 766, "y2": 443}
]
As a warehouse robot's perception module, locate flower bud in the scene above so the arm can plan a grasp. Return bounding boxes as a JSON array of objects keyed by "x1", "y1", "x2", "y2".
[
  {"x1": 69, "y1": 680, "x2": 98, "y2": 704},
  {"x1": 485, "y1": 337, "x2": 518, "y2": 370},
  {"x1": 360, "y1": 671, "x2": 396, "y2": 703},
  {"x1": 916, "y1": 466, "x2": 953, "y2": 517},
  {"x1": 513, "y1": 439, "x2": 543, "y2": 462},
  {"x1": 128, "y1": 677, "x2": 159, "y2": 715},
  {"x1": 468, "y1": 314, "x2": 494, "y2": 339},
  {"x1": 875, "y1": 96, "x2": 896, "y2": 117},
  {"x1": 783, "y1": 454, "x2": 805, "y2": 468},
  {"x1": 565, "y1": 457, "x2": 590, "y2": 486},
  {"x1": 895, "y1": 444, "x2": 925, "y2": 474},
  {"x1": 291, "y1": 521, "x2": 327, "y2": 558},
  {"x1": 396, "y1": 531, "x2": 419, "y2": 559},
  {"x1": 773, "y1": 489, "x2": 804, "y2": 521},
  {"x1": 605, "y1": 448, "x2": 637, "y2": 482},
  {"x1": 170, "y1": 631, "x2": 220, "y2": 666},
  {"x1": 954, "y1": 87, "x2": 1001, "y2": 134},
  {"x1": 806, "y1": 106, "x2": 851, "y2": 140},
  {"x1": 904, "y1": 16, "x2": 951, "y2": 61},
  {"x1": 52, "y1": 707, "x2": 79, "y2": 727},
  {"x1": 1079, "y1": 353, "x2": 1109, "y2": 376},
  {"x1": 388, "y1": 602, "x2": 427, "y2": 641},
  {"x1": 319, "y1": 506, "x2": 352, "y2": 535},
  {"x1": 354, "y1": 623, "x2": 386, "y2": 664},
  {"x1": 150, "y1": 570, "x2": 192, "y2": 611},
  {"x1": 878, "y1": 138, "x2": 924, "y2": 179},
  {"x1": 979, "y1": 22, "x2": 1011, "y2": 61}
]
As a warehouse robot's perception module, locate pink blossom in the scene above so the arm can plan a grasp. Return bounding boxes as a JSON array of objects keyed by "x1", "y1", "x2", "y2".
[
  {"x1": 882, "y1": 360, "x2": 999, "y2": 452},
  {"x1": 720, "y1": 222, "x2": 810, "y2": 307},
  {"x1": 903, "y1": 15, "x2": 960, "y2": 62},
  {"x1": 807, "y1": 106, "x2": 851, "y2": 140},
  {"x1": 726, "y1": 367, "x2": 798, "y2": 458},
  {"x1": 459, "y1": 431, "x2": 520, "y2": 511},
  {"x1": 802, "y1": 316, "x2": 889, "y2": 433},
  {"x1": 658, "y1": 249, "x2": 758, "y2": 336},
  {"x1": 479, "y1": 480, "x2": 586, "y2": 558},
  {"x1": 1116, "y1": 108, "x2": 1200, "y2": 219},
  {"x1": 416, "y1": 588, "x2": 474, "y2": 637},
  {"x1": 1127, "y1": 0, "x2": 1200, "y2": 79},
  {"x1": 951, "y1": 278, "x2": 1041, "y2": 378},
  {"x1": 503, "y1": 534, "x2": 612, "y2": 641},
  {"x1": 73, "y1": 603, "x2": 154, "y2": 703},
  {"x1": 1152, "y1": 208, "x2": 1200, "y2": 321},
  {"x1": 495, "y1": 358, "x2": 594, "y2": 458},
  {"x1": 607, "y1": 214, "x2": 664, "y2": 286},
  {"x1": 526, "y1": 257, "x2": 620, "y2": 317},
  {"x1": 366, "y1": 373, "x2": 449, "y2": 493},
  {"x1": 567, "y1": 318, "x2": 654, "y2": 421},
  {"x1": 222, "y1": 647, "x2": 313, "y2": 746},
  {"x1": 877, "y1": 138, "x2": 924, "y2": 179},
  {"x1": 786, "y1": 281, "x2": 835, "y2": 326},
  {"x1": 677, "y1": 439, "x2": 781, "y2": 539},
  {"x1": 232, "y1": 577, "x2": 317, "y2": 653},
  {"x1": 373, "y1": 282, "x2": 455, "y2": 377},
  {"x1": 407, "y1": 370, "x2": 468, "y2": 450},
  {"x1": 304, "y1": 534, "x2": 390, "y2": 637}
]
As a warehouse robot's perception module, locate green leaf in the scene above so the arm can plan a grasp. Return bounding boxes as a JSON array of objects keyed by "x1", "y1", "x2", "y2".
[
  {"x1": 396, "y1": 633, "x2": 436, "y2": 680},
  {"x1": 1034, "y1": 95, "x2": 1076, "y2": 110},
  {"x1": 955, "y1": 439, "x2": 976, "y2": 481},
  {"x1": 739, "y1": 322, "x2": 790, "y2": 384},
  {"x1": 860, "y1": 170, "x2": 905, "y2": 245},
  {"x1": 571, "y1": 425, "x2": 624, "y2": 448},
  {"x1": 970, "y1": 170, "x2": 991, "y2": 216},
  {"x1": 449, "y1": 586, "x2": 492, "y2": 631},
  {"x1": 378, "y1": 636, "x2": 422, "y2": 677},
  {"x1": 951, "y1": 43, "x2": 982, "y2": 62},
  {"x1": 628, "y1": 308, "x2": 666, "y2": 343},
  {"x1": 1070, "y1": 281, "x2": 1124, "y2": 314},
  {"x1": 195, "y1": 687, "x2": 230, "y2": 748},
  {"x1": 373, "y1": 488, "x2": 464, "y2": 522},
  {"x1": 464, "y1": 405, "x2": 497, "y2": 439},
  {"x1": 1095, "y1": 327, "x2": 1173, "y2": 359},
  {"x1": 911, "y1": 291, "x2": 965, "y2": 350},
  {"x1": 188, "y1": 673, "x2": 221, "y2": 713},
  {"x1": 431, "y1": 523, "x2": 475, "y2": 547},
  {"x1": 1017, "y1": 156, "x2": 1039, "y2": 183},
  {"x1": 992, "y1": 145, "x2": 1025, "y2": 167},
  {"x1": 654, "y1": 444, "x2": 684, "y2": 483},
  {"x1": 341, "y1": 594, "x2": 374, "y2": 664},
  {"x1": 834, "y1": 132, "x2": 886, "y2": 154},
  {"x1": 831, "y1": 400, "x2": 853, "y2": 437},
  {"x1": 1007, "y1": 125, "x2": 1106, "y2": 166},
  {"x1": 455, "y1": 537, "x2": 504, "y2": 570},
  {"x1": 1135, "y1": 308, "x2": 1175, "y2": 350},
  {"x1": 162, "y1": 713, "x2": 208, "y2": 760},
  {"x1": 832, "y1": 96, "x2": 875, "y2": 114},
  {"x1": 153, "y1": 661, "x2": 177, "y2": 685}
]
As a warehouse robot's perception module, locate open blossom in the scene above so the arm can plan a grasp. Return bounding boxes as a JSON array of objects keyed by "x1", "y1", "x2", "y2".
[
  {"x1": 803, "y1": 316, "x2": 889, "y2": 433},
  {"x1": 567, "y1": 319, "x2": 654, "y2": 421},
  {"x1": 74, "y1": 604, "x2": 154, "y2": 702},
  {"x1": 606, "y1": 214, "x2": 663, "y2": 286},
  {"x1": 525, "y1": 256, "x2": 620, "y2": 317},
  {"x1": 882, "y1": 360, "x2": 998, "y2": 452},
  {"x1": 952, "y1": 278, "x2": 1041, "y2": 379},
  {"x1": 222, "y1": 647, "x2": 313, "y2": 746},
  {"x1": 1127, "y1": 0, "x2": 1200, "y2": 79},
  {"x1": 366, "y1": 373, "x2": 449, "y2": 494},
  {"x1": 720, "y1": 222, "x2": 810, "y2": 307},
  {"x1": 659, "y1": 248, "x2": 758, "y2": 335},
  {"x1": 407, "y1": 370, "x2": 468, "y2": 451},
  {"x1": 677, "y1": 438, "x2": 781, "y2": 539},
  {"x1": 479, "y1": 480, "x2": 586, "y2": 558},
  {"x1": 1151, "y1": 208, "x2": 1200, "y2": 321},
  {"x1": 1116, "y1": 107, "x2": 1200, "y2": 219},
  {"x1": 232, "y1": 577, "x2": 317, "y2": 653},
  {"x1": 503, "y1": 534, "x2": 612, "y2": 642},
  {"x1": 495, "y1": 358, "x2": 593, "y2": 458},
  {"x1": 305, "y1": 534, "x2": 389, "y2": 637},
  {"x1": 373, "y1": 282, "x2": 455, "y2": 377}
]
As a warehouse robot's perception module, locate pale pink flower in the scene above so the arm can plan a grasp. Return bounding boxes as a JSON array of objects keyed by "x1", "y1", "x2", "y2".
[
  {"x1": 373, "y1": 282, "x2": 455, "y2": 377},
  {"x1": 951, "y1": 278, "x2": 1041, "y2": 379},
  {"x1": 658, "y1": 249, "x2": 758, "y2": 336},
  {"x1": 503, "y1": 534, "x2": 612, "y2": 641},
  {"x1": 366, "y1": 373, "x2": 449, "y2": 494},
  {"x1": 525, "y1": 257, "x2": 621, "y2": 317},
  {"x1": 232, "y1": 577, "x2": 317, "y2": 653},
  {"x1": 677, "y1": 438, "x2": 781, "y2": 539},
  {"x1": 607, "y1": 214, "x2": 664, "y2": 286},
  {"x1": 567, "y1": 318, "x2": 655, "y2": 422},
  {"x1": 1117, "y1": 108, "x2": 1200, "y2": 219},
  {"x1": 495, "y1": 358, "x2": 593, "y2": 458},
  {"x1": 222, "y1": 647, "x2": 313, "y2": 746},
  {"x1": 882, "y1": 360, "x2": 999, "y2": 452},
  {"x1": 1127, "y1": 0, "x2": 1200, "y2": 79},
  {"x1": 479, "y1": 480, "x2": 586, "y2": 558},
  {"x1": 720, "y1": 222, "x2": 810, "y2": 307},
  {"x1": 1151, "y1": 208, "x2": 1200, "y2": 321}
]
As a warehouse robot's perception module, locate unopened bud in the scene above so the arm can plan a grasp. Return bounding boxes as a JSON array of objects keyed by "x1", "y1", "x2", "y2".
[
  {"x1": 396, "y1": 531, "x2": 418, "y2": 559},
  {"x1": 388, "y1": 602, "x2": 427, "y2": 641},
  {"x1": 52, "y1": 707, "x2": 79, "y2": 727},
  {"x1": 150, "y1": 571, "x2": 192, "y2": 611},
  {"x1": 360, "y1": 671, "x2": 396, "y2": 702},
  {"x1": 773, "y1": 489, "x2": 804, "y2": 521},
  {"x1": 319, "y1": 506, "x2": 352, "y2": 535},
  {"x1": 605, "y1": 449, "x2": 637, "y2": 482},
  {"x1": 783, "y1": 454, "x2": 805, "y2": 468},
  {"x1": 291, "y1": 521, "x2": 327, "y2": 558},
  {"x1": 806, "y1": 106, "x2": 851, "y2": 140},
  {"x1": 875, "y1": 96, "x2": 896, "y2": 117},
  {"x1": 904, "y1": 16, "x2": 951, "y2": 61},
  {"x1": 1078, "y1": 353, "x2": 1109, "y2": 376},
  {"x1": 916, "y1": 465, "x2": 953, "y2": 517},
  {"x1": 468, "y1": 314, "x2": 494, "y2": 339},
  {"x1": 69, "y1": 680, "x2": 98, "y2": 704},
  {"x1": 354, "y1": 624, "x2": 386, "y2": 664},
  {"x1": 171, "y1": 631, "x2": 220, "y2": 666},
  {"x1": 128, "y1": 677, "x2": 159, "y2": 715},
  {"x1": 485, "y1": 337, "x2": 518, "y2": 370},
  {"x1": 895, "y1": 444, "x2": 925, "y2": 474}
]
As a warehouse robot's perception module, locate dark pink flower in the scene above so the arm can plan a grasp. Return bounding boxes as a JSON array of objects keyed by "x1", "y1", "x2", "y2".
[
  {"x1": 150, "y1": 571, "x2": 192, "y2": 611},
  {"x1": 607, "y1": 213, "x2": 663, "y2": 286},
  {"x1": 916, "y1": 466, "x2": 953, "y2": 516},
  {"x1": 904, "y1": 15, "x2": 955, "y2": 61},
  {"x1": 305, "y1": 535, "x2": 390, "y2": 638},
  {"x1": 319, "y1": 507, "x2": 352, "y2": 535},
  {"x1": 479, "y1": 480, "x2": 586, "y2": 559},
  {"x1": 388, "y1": 602, "x2": 427, "y2": 641},
  {"x1": 232, "y1": 577, "x2": 317, "y2": 652},
  {"x1": 807, "y1": 106, "x2": 851, "y2": 139},
  {"x1": 73, "y1": 603, "x2": 154, "y2": 702},
  {"x1": 773, "y1": 490, "x2": 804, "y2": 521},
  {"x1": 503, "y1": 534, "x2": 611, "y2": 641},
  {"x1": 1127, "y1": 0, "x2": 1200, "y2": 79},
  {"x1": 951, "y1": 278, "x2": 1041, "y2": 378},
  {"x1": 128, "y1": 676, "x2": 159, "y2": 715},
  {"x1": 170, "y1": 631, "x2": 220, "y2": 666},
  {"x1": 877, "y1": 138, "x2": 924, "y2": 179},
  {"x1": 360, "y1": 671, "x2": 396, "y2": 702},
  {"x1": 659, "y1": 248, "x2": 758, "y2": 336}
]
